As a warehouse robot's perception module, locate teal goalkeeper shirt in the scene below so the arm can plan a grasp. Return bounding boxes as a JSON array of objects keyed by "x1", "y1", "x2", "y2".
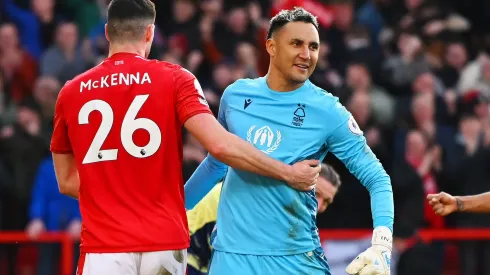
[{"x1": 185, "y1": 76, "x2": 394, "y2": 256}]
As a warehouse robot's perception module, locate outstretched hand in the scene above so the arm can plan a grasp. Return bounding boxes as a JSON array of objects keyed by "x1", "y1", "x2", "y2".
[{"x1": 427, "y1": 192, "x2": 458, "y2": 216}]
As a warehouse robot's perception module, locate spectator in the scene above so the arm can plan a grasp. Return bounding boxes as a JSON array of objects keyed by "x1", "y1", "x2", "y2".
[
  {"x1": 26, "y1": 155, "x2": 80, "y2": 275},
  {"x1": 40, "y1": 22, "x2": 93, "y2": 84},
  {"x1": 0, "y1": 23, "x2": 38, "y2": 103},
  {"x1": 3, "y1": 0, "x2": 59, "y2": 59},
  {"x1": 382, "y1": 32, "x2": 430, "y2": 94},
  {"x1": 63, "y1": 0, "x2": 104, "y2": 38},
  {"x1": 201, "y1": 6, "x2": 258, "y2": 65},
  {"x1": 347, "y1": 91, "x2": 391, "y2": 169},
  {"x1": 32, "y1": 76, "x2": 60, "y2": 148},
  {"x1": 309, "y1": 40, "x2": 343, "y2": 92},
  {"x1": 0, "y1": 70, "x2": 17, "y2": 127},
  {"x1": 392, "y1": 129, "x2": 445, "y2": 275},
  {"x1": 435, "y1": 41, "x2": 469, "y2": 90},
  {"x1": 340, "y1": 63, "x2": 396, "y2": 126},
  {"x1": 395, "y1": 92, "x2": 457, "y2": 162}
]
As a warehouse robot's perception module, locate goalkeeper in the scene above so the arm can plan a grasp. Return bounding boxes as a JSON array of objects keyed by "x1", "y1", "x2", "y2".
[{"x1": 185, "y1": 7, "x2": 394, "y2": 275}]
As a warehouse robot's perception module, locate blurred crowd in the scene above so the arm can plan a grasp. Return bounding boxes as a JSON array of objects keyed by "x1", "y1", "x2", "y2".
[{"x1": 1, "y1": 0, "x2": 490, "y2": 274}]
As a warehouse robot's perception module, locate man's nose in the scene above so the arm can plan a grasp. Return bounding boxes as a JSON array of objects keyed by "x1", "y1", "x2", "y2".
[{"x1": 298, "y1": 46, "x2": 310, "y2": 60}]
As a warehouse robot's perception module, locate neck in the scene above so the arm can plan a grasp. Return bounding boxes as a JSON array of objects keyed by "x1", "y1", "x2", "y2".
[
  {"x1": 108, "y1": 42, "x2": 145, "y2": 58},
  {"x1": 266, "y1": 64, "x2": 304, "y2": 92}
]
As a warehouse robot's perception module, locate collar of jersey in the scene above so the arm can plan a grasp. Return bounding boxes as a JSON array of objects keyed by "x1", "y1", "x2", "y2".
[
  {"x1": 107, "y1": 52, "x2": 143, "y2": 60},
  {"x1": 261, "y1": 75, "x2": 311, "y2": 96}
]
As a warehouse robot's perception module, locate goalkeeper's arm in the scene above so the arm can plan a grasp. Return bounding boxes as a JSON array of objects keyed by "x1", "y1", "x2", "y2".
[{"x1": 325, "y1": 107, "x2": 394, "y2": 275}]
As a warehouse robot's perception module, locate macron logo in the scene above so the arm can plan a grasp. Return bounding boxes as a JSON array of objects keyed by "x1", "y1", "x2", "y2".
[{"x1": 244, "y1": 99, "x2": 252, "y2": 109}]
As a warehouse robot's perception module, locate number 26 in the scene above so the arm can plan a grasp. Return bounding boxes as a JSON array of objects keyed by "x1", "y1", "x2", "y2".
[{"x1": 78, "y1": 94, "x2": 162, "y2": 164}]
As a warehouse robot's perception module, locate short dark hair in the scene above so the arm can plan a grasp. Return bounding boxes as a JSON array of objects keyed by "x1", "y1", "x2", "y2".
[
  {"x1": 107, "y1": 0, "x2": 156, "y2": 42},
  {"x1": 266, "y1": 7, "x2": 319, "y2": 40},
  {"x1": 320, "y1": 164, "x2": 341, "y2": 188}
]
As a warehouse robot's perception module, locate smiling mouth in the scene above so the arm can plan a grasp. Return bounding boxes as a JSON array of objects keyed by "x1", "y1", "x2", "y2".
[{"x1": 294, "y1": 64, "x2": 309, "y2": 70}]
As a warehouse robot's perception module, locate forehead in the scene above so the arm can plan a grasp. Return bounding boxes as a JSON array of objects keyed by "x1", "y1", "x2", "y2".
[
  {"x1": 276, "y1": 21, "x2": 319, "y2": 42},
  {"x1": 316, "y1": 178, "x2": 337, "y2": 197},
  {"x1": 0, "y1": 25, "x2": 16, "y2": 35}
]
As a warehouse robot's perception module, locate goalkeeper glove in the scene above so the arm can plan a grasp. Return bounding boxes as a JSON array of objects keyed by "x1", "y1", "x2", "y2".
[{"x1": 346, "y1": 226, "x2": 392, "y2": 275}]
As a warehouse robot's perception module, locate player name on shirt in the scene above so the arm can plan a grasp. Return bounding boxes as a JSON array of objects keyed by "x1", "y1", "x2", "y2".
[{"x1": 80, "y1": 72, "x2": 152, "y2": 93}]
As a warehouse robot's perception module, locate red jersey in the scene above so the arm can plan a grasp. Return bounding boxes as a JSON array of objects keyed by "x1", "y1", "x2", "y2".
[{"x1": 50, "y1": 52, "x2": 212, "y2": 253}]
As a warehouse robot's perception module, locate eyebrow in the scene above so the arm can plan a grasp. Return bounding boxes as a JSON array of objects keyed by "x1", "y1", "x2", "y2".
[{"x1": 290, "y1": 38, "x2": 319, "y2": 48}]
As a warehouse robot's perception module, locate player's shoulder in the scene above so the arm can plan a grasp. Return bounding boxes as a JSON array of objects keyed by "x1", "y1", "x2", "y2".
[
  {"x1": 307, "y1": 81, "x2": 340, "y2": 106},
  {"x1": 307, "y1": 81, "x2": 338, "y2": 104},
  {"x1": 307, "y1": 81, "x2": 350, "y2": 118},
  {"x1": 134, "y1": 58, "x2": 188, "y2": 78},
  {"x1": 222, "y1": 77, "x2": 262, "y2": 99}
]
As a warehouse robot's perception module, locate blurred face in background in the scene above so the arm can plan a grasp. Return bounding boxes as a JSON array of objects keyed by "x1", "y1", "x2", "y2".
[
  {"x1": 346, "y1": 64, "x2": 370, "y2": 89},
  {"x1": 481, "y1": 61, "x2": 490, "y2": 83},
  {"x1": 0, "y1": 24, "x2": 19, "y2": 51},
  {"x1": 17, "y1": 106, "x2": 41, "y2": 135},
  {"x1": 445, "y1": 43, "x2": 468, "y2": 70},
  {"x1": 319, "y1": 40, "x2": 329, "y2": 60},
  {"x1": 460, "y1": 116, "x2": 481, "y2": 138},
  {"x1": 412, "y1": 73, "x2": 435, "y2": 94},
  {"x1": 269, "y1": 21, "x2": 319, "y2": 86},
  {"x1": 412, "y1": 93, "x2": 434, "y2": 124},
  {"x1": 348, "y1": 91, "x2": 371, "y2": 127},
  {"x1": 33, "y1": 77, "x2": 60, "y2": 115},
  {"x1": 160, "y1": 52, "x2": 181, "y2": 65},
  {"x1": 213, "y1": 63, "x2": 233, "y2": 90},
  {"x1": 173, "y1": 0, "x2": 196, "y2": 23},
  {"x1": 228, "y1": 8, "x2": 248, "y2": 35},
  {"x1": 405, "y1": 0, "x2": 423, "y2": 11},
  {"x1": 316, "y1": 177, "x2": 338, "y2": 214},
  {"x1": 56, "y1": 23, "x2": 78, "y2": 51},
  {"x1": 333, "y1": 4, "x2": 353, "y2": 31},
  {"x1": 475, "y1": 100, "x2": 489, "y2": 119},
  {"x1": 406, "y1": 130, "x2": 428, "y2": 160},
  {"x1": 32, "y1": 0, "x2": 55, "y2": 16},
  {"x1": 236, "y1": 42, "x2": 257, "y2": 66}
]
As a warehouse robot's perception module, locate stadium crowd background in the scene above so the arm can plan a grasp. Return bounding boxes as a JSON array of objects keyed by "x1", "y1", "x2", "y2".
[{"x1": 1, "y1": 0, "x2": 490, "y2": 274}]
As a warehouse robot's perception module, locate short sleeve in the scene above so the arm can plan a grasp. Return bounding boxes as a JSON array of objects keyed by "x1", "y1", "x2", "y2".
[
  {"x1": 173, "y1": 68, "x2": 213, "y2": 125},
  {"x1": 50, "y1": 86, "x2": 73, "y2": 154}
]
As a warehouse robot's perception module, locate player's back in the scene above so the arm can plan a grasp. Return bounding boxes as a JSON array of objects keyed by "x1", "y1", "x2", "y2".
[{"x1": 57, "y1": 53, "x2": 191, "y2": 252}]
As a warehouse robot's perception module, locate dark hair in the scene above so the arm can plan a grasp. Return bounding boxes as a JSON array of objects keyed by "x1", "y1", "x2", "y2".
[
  {"x1": 320, "y1": 164, "x2": 341, "y2": 188},
  {"x1": 266, "y1": 7, "x2": 319, "y2": 40},
  {"x1": 107, "y1": 0, "x2": 156, "y2": 42}
]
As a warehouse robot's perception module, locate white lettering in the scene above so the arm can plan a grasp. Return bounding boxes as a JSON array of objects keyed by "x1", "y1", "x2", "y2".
[
  {"x1": 130, "y1": 73, "x2": 140, "y2": 84},
  {"x1": 120, "y1": 73, "x2": 129, "y2": 85},
  {"x1": 141, "y1": 72, "x2": 151, "y2": 84},
  {"x1": 111, "y1": 73, "x2": 118, "y2": 86},
  {"x1": 79, "y1": 72, "x2": 150, "y2": 92},
  {"x1": 80, "y1": 80, "x2": 91, "y2": 93},
  {"x1": 101, "y1": 76, "x2": 109, "y2": 88}
]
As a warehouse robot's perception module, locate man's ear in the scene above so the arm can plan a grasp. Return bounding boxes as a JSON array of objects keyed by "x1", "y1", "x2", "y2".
[
  {"x1": 104, "y1": 23, "x2": 110, "y2": 42},
  {"x1": 266, "y1": 38, "x2": 276, "y2": 57},
  {"x1": 146, "y1": 24, "x2": 155, "y2": 43}
]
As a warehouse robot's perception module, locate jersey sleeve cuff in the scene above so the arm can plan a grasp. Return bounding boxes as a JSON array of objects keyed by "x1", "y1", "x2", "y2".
[
  {"x1": 180, "y1": 109, "x2": 213, "y2": 125},
  {"x1": 50, "y1": 147, "x2": 73, "y2": 154}
]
